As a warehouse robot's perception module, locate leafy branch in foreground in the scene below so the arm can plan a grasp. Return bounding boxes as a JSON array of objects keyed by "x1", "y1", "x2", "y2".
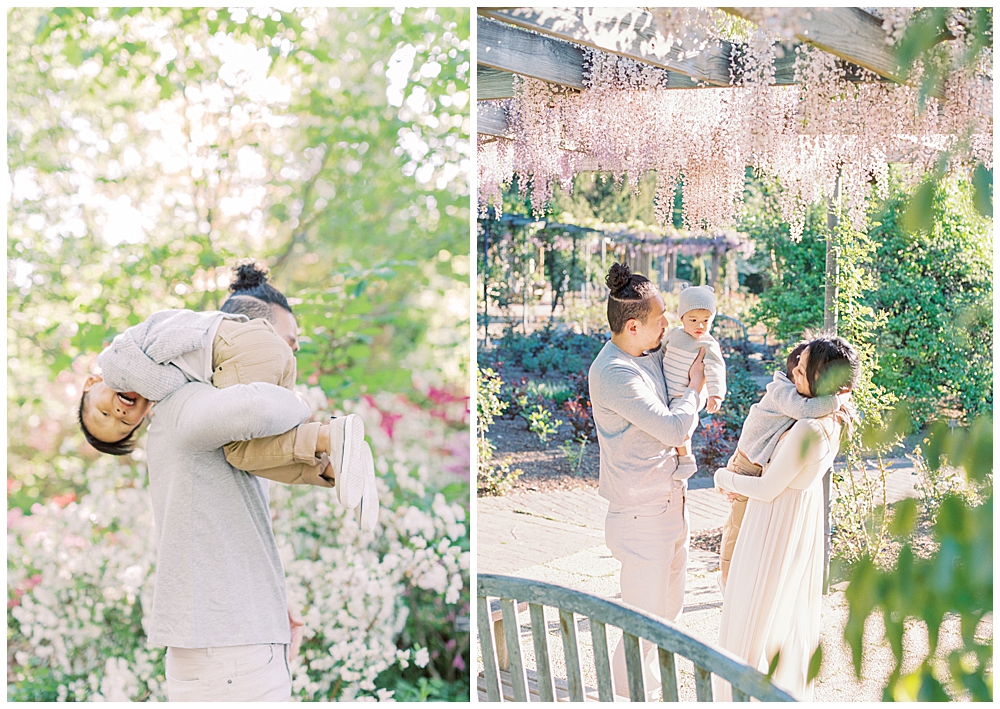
[{"x1": 844, "y1": 415, "x2": 992, "y2": 701}]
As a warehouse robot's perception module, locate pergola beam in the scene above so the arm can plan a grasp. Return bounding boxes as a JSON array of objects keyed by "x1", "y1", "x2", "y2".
[
  {"x1": 478, "y1": 15, "x2": 586, "y2": 90},
  {"x1": 478, "y1": 102, "x2": 514, "y2": 139},
  {"x1": 476, "y1": 13, "x2": 893, "y2": 101},
  {"x1": 478, "y1": 66, "x2": 516, "y2": 100},
  {"x1": 723, "y1": 7, "x2": 903, "y2": 83},
  {"x1": 479, "y1": 7, "x2": 733, "y2": 86}
]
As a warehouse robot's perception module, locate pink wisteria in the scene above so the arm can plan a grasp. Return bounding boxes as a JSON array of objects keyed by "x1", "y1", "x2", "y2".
[{"x1": 478, "y1": 16, "x2": 992, "y2": 241}]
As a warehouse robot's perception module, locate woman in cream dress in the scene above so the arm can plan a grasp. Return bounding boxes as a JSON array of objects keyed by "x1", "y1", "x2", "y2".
[{"x1": 713, "y1": 337, "x2": 859, "y2": 701}]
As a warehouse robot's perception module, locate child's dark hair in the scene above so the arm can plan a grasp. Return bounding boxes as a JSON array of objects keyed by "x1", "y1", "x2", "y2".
[
  {"x1": 220, "y1": 260, "x2": 292, "y2": 314},
  {"x1": 785, "y1": 341, "x2": 809, "y2": 379},
  {"x1": 803, "y1": 336, "x2": 861, "y2": 397},
  {"x1": 78, "y1": 391, "x2": 140, "y2": 456},
  {"x1": 606, "y1": 263, "x2": 659, "y2": 334}
]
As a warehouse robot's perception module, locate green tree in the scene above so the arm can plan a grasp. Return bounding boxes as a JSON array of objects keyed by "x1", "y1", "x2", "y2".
[{"x1": 7, "y1": 6, "x2": 470, "y2": 504}]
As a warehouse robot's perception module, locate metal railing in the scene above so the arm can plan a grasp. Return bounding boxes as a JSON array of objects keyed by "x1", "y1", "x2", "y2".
[{"x1": 478, "y1": 574, "x2": 796, "y2": 702}]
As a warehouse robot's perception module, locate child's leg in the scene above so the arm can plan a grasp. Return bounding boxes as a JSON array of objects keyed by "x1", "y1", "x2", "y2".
[
  {"x1": 213, "y1": 319, "x2": 329, "y2": 486},
  {"x1": 718, "y1": 450, "x2": 763, "y2": 590},
  {"x1": 719, "y1": 494, "x2": 748, "y2": 589}
]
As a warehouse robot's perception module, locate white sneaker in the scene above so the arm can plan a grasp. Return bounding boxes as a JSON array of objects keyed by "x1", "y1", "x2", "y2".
[
  {"x1": 330, "y1": 414, "x2": 367, "y2": 509},
  {"x1": 355, "y1": 444, "x2": 379, "y2": 532},
  {"x1": 675, "y1": 454, "x2": 697, "y2": 480}
]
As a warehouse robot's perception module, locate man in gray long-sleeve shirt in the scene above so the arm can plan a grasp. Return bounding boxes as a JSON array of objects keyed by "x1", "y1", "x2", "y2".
[
  {"x1": 143, "y1": 277, "x2": 308, "y2": 701},
  {"x1": 589, "y1": 263, "x2": 705, "y2": 701},
  {"x1": 147, "y1": 380, "x2": 305, "y2": 700}
]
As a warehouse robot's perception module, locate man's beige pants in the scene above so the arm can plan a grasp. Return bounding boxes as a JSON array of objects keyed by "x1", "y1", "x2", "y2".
[
  {"x1": 165, "y1": 643, "x2": 290, "y2": 701},
  {"x1": 719, "y1": 450, "x2": 763, "y2": 590},
  {"x1": 605, "y1": 486, "x2": 688, "y2": 701}
]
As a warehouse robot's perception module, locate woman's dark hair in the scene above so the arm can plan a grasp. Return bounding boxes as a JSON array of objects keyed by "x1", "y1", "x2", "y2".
[
  {"x1": 803, "y1": 336, "x2": 860, "y2": 397},
  {"x1": 785, "y1": 341, "x2": 809, "y2": 379},
  {"x1": 220, "y1": 260, "x2": 292, "y2": 314},
  {"x1": 78, "y1": 392, "x2": 140, "y2": 456},
  {"x1": 606, "y1": 263, "x2": 659, "y2": 334}
]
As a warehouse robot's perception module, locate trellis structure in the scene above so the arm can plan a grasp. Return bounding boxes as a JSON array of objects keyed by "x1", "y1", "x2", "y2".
[
  {"x1": 476, "y1": 7, "x2": 992, "y2": 594},
  {"x1": 477, "y1": 8, "x2": 992, "y2": 330},
  {"x1": 479, "y1": 212, "x2": 751, "y2": 338}
]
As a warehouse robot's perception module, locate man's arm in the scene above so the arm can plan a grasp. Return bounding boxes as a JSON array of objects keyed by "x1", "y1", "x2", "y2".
[
  {"x1": 178, "y1": 382, "x2": 312, "y2": 452},
  {"x1": 600, "y1": 362, "x2": 700, "y2": 447}
]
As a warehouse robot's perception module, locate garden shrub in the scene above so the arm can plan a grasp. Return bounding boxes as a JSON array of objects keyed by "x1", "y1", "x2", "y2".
[
  {"x1": 493, "y1": 327, "x2": 605, "y2": 376},
  {"x1": 865, "y1": 178, "x2": 993, "y2": 426},
  {"x1": 521, "y1": 404, "x2": 562, "y2": 444},
  {"x1": 477, "y1": 367, "x2": 523, "y2": 497},
  {"x1": 745, "y1": 174, "x2": 992, "y2": 428},
  {"x1": 7, "y1": 391, "x2": 470, "y2": 702}
]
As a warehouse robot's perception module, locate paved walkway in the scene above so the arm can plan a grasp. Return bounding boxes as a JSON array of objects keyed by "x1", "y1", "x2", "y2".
[{"x1": 476, "y1": 461, "x2": 928, "y2": 701}]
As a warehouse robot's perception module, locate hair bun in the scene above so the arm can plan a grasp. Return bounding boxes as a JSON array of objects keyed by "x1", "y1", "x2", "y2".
[
  {"x1": 606, "y1": 262, "x2": 632, "y2": 292},
  {"x1": 230, "y1": 260, "x2": 270, "y2": 293}
]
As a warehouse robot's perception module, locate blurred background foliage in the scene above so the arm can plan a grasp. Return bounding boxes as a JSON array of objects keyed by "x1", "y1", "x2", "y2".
[
  {"x1": 8, "y1": 7, "x2": 470, "y2": 701},
  {"x1": 7, "y1": 5, "x2": 470, "y2": 506}
]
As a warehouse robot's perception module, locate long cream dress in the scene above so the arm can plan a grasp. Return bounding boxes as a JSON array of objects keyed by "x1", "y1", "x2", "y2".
[{"x1": 712, "y1": 416, "x2": 841, "y2": 701}]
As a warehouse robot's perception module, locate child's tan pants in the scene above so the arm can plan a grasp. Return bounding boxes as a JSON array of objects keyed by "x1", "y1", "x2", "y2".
[
  {"x1": 213, "y1": 319, "x2": 332, "y2": 488},
  {"x1": 719, "y1": 449, "x2": 763, "y2": 588}
]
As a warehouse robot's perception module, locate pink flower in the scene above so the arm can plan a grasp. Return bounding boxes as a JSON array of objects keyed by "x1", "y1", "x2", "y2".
[
  {"x1": 52, "y1": 493, "x2": 76, "y2": 508},
  {"x1": 452, "y1": 654, "x2": 466, "y2": 671}
]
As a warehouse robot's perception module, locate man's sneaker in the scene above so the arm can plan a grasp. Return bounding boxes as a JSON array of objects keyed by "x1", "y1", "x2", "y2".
[
  {"x1": 355, "y1": 444, "x2": 379, "y2": 532},
  {"x1": 675, "y1": 454, "x2": 698, "y2": 480},
  {"x1": 329, "y1": 414, "x2": 367, "y2": 509}
]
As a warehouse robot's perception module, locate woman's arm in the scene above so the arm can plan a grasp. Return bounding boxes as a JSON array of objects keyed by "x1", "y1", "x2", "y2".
[{"x1": 714, "y1": 418, "x2": 830, "y2": 502}]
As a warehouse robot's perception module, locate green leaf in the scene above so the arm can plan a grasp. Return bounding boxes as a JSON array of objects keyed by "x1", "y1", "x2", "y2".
[
  {"x1": 924, "y1": 420, "x2": 950, "y2": 470},
  {"x1": 844, "y1": 557, "x2": 876, "y2": 677},
  {"x1": 962, "y1": 416, "x2": 992, "y2": 482},
  {"x1": 972, "y1": 164, "x2": 992, "y2": 218},
  {"x1": 765, "y1": 649, "x2": 781, "y2": 680},
  {"x1": 155, "y1": 74, "x2": 175, "y2": 100},
  {"x1": 807, "y1": 643, "x2": 823, "y2": 683},
  {"x1": 890, "y1": 498, "x2": 917, "y2": 537},
  {"x1": 901, "y1": 181, "x2": 937, "y2": 234}
]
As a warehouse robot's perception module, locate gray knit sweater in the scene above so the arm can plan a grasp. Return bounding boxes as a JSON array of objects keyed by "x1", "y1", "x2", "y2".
[
  {"x1": 589, "y1": 341, "x2": 700, "y2": 508},
  {"x1": 145, "y1": 381, "x2": 310, "y2": 648},
  {"x1": 737, "y1": 371, "x2": 840, "y2": 466},
  {"x1": 97, "y1": 309, "x2": 248, "y2": 401}
]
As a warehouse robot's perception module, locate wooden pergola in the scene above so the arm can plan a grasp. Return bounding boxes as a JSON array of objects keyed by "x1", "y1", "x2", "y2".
[
  {"x1": 475, "y1": 7, "x2": 987, "y2": 592},
  {"x1": 476, "y1": 7, "x2": 982, "y2": 329}
]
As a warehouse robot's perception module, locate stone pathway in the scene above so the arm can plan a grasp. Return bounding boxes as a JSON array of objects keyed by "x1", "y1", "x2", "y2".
[{"x1": 474, "y1": 461, "x2": 951, "y2": 701}]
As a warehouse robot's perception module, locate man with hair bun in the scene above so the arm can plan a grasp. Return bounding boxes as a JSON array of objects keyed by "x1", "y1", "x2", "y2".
[
  {"x1": 77, "y1": 259, "x2": 378, "y2": 700},
  {"x1": 588, "y1": 262, "x2": 707, "y2": 701}
]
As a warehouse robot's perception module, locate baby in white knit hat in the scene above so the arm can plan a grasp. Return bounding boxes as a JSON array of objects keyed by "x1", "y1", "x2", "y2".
[{"x1": 661, "y1": 285, "x2": 727, "y2": 478}]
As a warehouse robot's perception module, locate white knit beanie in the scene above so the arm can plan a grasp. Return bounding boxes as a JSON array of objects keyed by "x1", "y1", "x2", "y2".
[{"x1": 677, "y1": 285, "x2": 717, "y2": 319}]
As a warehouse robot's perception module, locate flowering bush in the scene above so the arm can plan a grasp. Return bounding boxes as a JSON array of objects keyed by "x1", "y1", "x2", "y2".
[{"x1": 7, "y1": 388, "x2": 470, "y2": 702}]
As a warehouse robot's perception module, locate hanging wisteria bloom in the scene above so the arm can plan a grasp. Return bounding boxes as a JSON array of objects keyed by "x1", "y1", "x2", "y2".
[{"x1": 477, "y1": 9, "x2": 992, "y2": 241}]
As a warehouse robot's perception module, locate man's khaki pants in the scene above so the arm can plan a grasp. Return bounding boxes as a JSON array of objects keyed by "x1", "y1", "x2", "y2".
[
  {"x1": 165, "y1": 643, "x2": 291, "y2": 701},
  {"x1": 719, "y1": 450, "x2": 763, "y2": 590},
  {"x1": 212, "y1": 319, "x2": 331, "y2": 487},
  {"x1": 604, "y1": 486, "x2": 687, "y2": 701}
]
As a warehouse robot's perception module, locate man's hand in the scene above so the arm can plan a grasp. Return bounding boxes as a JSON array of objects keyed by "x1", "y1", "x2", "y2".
[
  {"x1": 287, "y1": 599, "x2": 305, "y2": 663},
  {"x1": 687, "y1": 347, "x2": 707, "y2": 393},
  {"x1": 706, "y1": 396, "x2": 722, "y2": 414}
]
